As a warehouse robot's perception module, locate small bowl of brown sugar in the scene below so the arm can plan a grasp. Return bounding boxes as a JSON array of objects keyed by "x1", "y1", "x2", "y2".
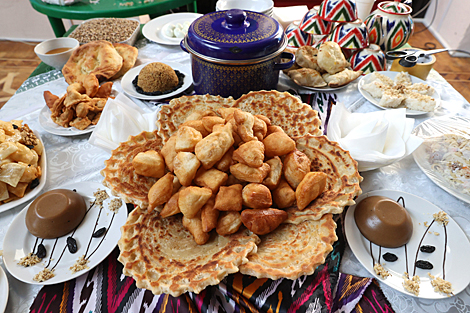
[{"x1": 34, "y1": 37, "x2": 79, "y2": 69}]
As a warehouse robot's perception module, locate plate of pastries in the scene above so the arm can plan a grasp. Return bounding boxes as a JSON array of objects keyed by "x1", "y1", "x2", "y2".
[
  {"x1": 40, "y1": 40, "x2": 138, "y2": 135},
  {"x1": 283, "y1": 42, "x2": 363, "y2": 91},
  {"x1": 101, "y1": 90, "x2": 363, "y2": 296}
]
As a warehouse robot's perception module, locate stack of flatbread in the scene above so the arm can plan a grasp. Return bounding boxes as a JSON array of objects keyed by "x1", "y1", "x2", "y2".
[
  {"x1": 101, "y1": 90, "x2": 362, "y2": 296},
  {"x1": 285, "y1": 42, "x2": 363, "y2": 88}
]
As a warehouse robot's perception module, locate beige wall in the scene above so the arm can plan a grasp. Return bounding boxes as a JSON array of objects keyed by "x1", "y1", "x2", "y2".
[{"x1": 0, "y1": 0, "x2": 56, "y2": 41}]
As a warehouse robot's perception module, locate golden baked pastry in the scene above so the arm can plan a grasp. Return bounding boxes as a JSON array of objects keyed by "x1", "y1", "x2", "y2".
[
  {"x1": 110, "y1": 43, "x2": 138, "y2": 80},
  {"x1": 322, "y1": 68, "x2": 363, "y2": 88},
  {"x1": 100, "y1": 131, "x2": 164, "y2": 209},
  {"x1": 118, "y1": 208, "x2": 260, "y2": 296},
  {"x1": 62, "y1": 40, "x2": 123, "y2": 96},
  {"x1": 239, "y1": 214, "x2": 337, "y2": 280},
  {"x1": 317, "y1": 41, "x2": 350, "y2": 75},
  {"x1": 288, "y1": 68, "x2": 327, "y2": 88},
  {"x1": 284, "y1": 135, "x2": 363, "y2": 224}
]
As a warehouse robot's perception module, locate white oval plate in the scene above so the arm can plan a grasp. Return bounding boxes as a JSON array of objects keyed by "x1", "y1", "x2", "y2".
[
  {"x1": 142, "y1": 12, "x2": 202, "y2": 46},
  {"x1": 412, "y1": 116, "x2": 470, "y2": 204},
  {"x1": 0, "y1": 266, "x2": 8, "y2": 313},
  {"x1": 121, "y1": 61, "x2": 192, "y2": 101},
  {"x1": 38, "y1": 105, "x2": 95, "y2": 136},
  {"x1": 0, "y1": 131, "x2": 47, "y2": 213},
  {"x1": 345, "y1": 189, "x2": 470, "y2": 299},
  {"x1": 3, "y1": 181, "x2": 128, "y2": 285},
  {"x1": 358, "y1": 71, "x2": 440, "y2": 116}
]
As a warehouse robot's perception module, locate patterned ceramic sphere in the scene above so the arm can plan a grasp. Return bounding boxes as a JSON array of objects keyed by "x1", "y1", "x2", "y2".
[
  {"x1": 300, "y1": 8, "x2": 333, "y2": 35},
  {"x1": 329, "y1": 19, "x2": 369, "y2": 49},
  {"x1": 349, "y1": 44, "x2": 386, "y2": 74},
  {"x1": 285, "y1": 22, "x2": 313, "y2": 47}
]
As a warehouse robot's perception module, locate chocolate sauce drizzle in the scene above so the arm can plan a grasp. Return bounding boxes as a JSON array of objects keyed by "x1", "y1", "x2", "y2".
[{"x1": 28, "y1": 192, "x2": 118, "y2": 275}]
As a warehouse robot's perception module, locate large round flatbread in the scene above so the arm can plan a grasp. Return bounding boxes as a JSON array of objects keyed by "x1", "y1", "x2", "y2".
[
  {"x1": 100, "y1": 130, "x2": 163, "y2": 209},
  {"x1": 232, "y1": 90, "x2": 322, "y2": 137},
  {"x1": 284, "y1": 135, "x2": 363, "y2": 224},
  {"x1": 239, "y1": 214, "x2": 337, "y2": 280},
  {"x1": 156, "y1": 91, "x2": 322, "y2": 142},
  {"x1": 118, "y1": 208, "x2": 260, "y2": 296},
  {"x1": 157, "y1": 94, "x2": 235, "y2": 142}
]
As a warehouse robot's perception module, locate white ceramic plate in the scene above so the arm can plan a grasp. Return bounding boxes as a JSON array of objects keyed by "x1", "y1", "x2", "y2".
[
  {"x1": 39, "y1": 105, "x2": 95, "y2": 136},
  {"x1": 345, "y1": 189, "x2": 470, "y2": 299},
  {"x1": 3, "y1": 181, "x2": 128, "y2": 285},
  {"x1": 0, "y1": 266, "x2": 8, "y2": 313},
  {"x1": 142, "y1": 13, "x2": 202, "y2": 46},
  {"x1": 121, "y1": 61, "x2": 192, "y2": 101},
  {"x1": 0, "y1": 131, "x2": 47, "y2": 213},
  {"x1": 358, "y1": 71, "x2": 440, "y2": 116},
  {"x1": 412, "y1": 116, "x2": 470, "y2": 204}
]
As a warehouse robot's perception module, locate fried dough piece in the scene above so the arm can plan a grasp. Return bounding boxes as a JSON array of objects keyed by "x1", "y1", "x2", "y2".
[
  {"x1": 173, "y1": 152, "x2": 200, "y2": 186},
  {"x1": 216, "y1": 211, "x2": 242, "y2": 236},
  {"x1": 288, "y1": 68, "x2": 327, "y2": 88},
  {"x1": 178, "y1": 186, "x2": 212, "y2": 218},
  {"x1": 194, "y1": 168, "x2": 228, "y2": 193},
  {"x1": 182, "y1": 211, "x2": 210, "y2": 245},
  {"x1": 215, "y1": 146, "x2": 234, "y2": 172},
  {"x1": 254, "y1": 114, "x2": 271, "y2": 126},
  {"x1": 201, "y1": 195, "x2": 218, "y2": 232},
  {"x1": 44, "y1": 91, "x2": 59, "y2": 109},
  {"x1": 322, "y1": 68, "x2": 362, "y2": 88},
  {"x1": 242, "y1": 183, "x2": 272, "y2": 209},
  {"x1": 94, "y1": 81, "x2": 114, "y2": 98},
  {"x1": 148, "y1": 173, "x2": 174, "y2": 212},
  {"x1": 180, "y1": 120, "x2": 210, "y2": 137},
  {"x1": 214, "y1": 184, "x2": 243, "y2": 212},
  {"x1": 317, "y1": 41, "x2": 350, "y2": 75},
  {"x1": 263, "y1": 132, "x2": 296, "y2": 157},
  {"x1": 226, "y1": 174, "x2": 245, "y2": 186},
  {"x1": 263, "y1": 157, "x2": 283, "y2": 190},
  {"x1": 232, "y1": 140, "x2": 265, "y2": 168},
  {"x1": 273, "y1": 178, "x2": 296, "y2": 209},
  {"x1": 296, "y1": 172, "x2": 328, "y2": 210},
  {"x1": 217, "y1": 107, "x2": 238, "y2": 120},
  {"x1": 295, "y1": 46, "x2": 322, "y2": 71},
  {"x1": 241, "y1": 208, "x2": 288, "y2": 235},
  {"x1": 253, "y1": 116, "x2": 268, "y2": 141},
  {"x1": 70, "y1": 116, "x2": 92, "y2": 130},
  {"x1": 175, "y1": 126, "x2": 203, "y2": 153},
  {"x1": 7, "y1": 182, "x2": 28, "y2": 198},
  {"x1": 110, "y1": 43, "x2": 138, "y2": 80},
  {"x1": 230, "y1": 163, "x2": 270, "y2": 183},
  {"x1": 185, "y1": 110, "x2": 217, "y2": 122},
  {"x1": 195, "y1": 123, "x2": 234, "y2": 169},
  {"x1": 132, "y1": 150, "x2": 165, "y2": 178},
  {"x1": 201, "y1": 116, "x2": 225, "y2": 133},
  {"x1": 284, "y1": 150, "x2": 311, "y2": 190},
  {"x1": 160, "y1": 191, "x2": 181, "y2": 218},
  {"x1": 160, "y1": 135, "x2": 177, "y2": 172},
  {"x1": 62, "y1": 40, "x2": 123, "y2": 96},
  {"x1": 234, "y1": 109, "x2": 257, "y2": 142},
  {"x1": 266, "y1": 125, "x2": 285, "y2": 136}
]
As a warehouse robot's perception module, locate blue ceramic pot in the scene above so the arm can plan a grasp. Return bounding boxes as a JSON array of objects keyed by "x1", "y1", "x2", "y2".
[{"x1": 181, "y1": 9, "x2": 295, "y2": 99}]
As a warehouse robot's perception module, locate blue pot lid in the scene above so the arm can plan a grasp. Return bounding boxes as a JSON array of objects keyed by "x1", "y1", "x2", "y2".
[{"x1": 185, "y1": 9, "x2": 286, "y2": 61}]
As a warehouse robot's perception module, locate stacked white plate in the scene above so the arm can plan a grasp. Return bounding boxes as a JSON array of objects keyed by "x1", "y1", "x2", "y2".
[{"x1": 216, "y1": 0, "x2": 274, "y2": 17}]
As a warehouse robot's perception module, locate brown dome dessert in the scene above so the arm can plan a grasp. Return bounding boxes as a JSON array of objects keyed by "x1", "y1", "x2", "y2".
[
  {"x1": 137, "y1": 62, "x2": 179, "y2": 92},
  {"x1": 26, "y1": 189, "x2": 87, "y2": 239},
  {"x1": 354, "y1": 195, "x2": 413, "y2": 248}
]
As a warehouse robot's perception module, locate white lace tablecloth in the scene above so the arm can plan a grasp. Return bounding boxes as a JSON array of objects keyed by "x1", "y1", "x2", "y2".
[{"x1": 1, "y1": 38, "x2": 470, "y2": 313}]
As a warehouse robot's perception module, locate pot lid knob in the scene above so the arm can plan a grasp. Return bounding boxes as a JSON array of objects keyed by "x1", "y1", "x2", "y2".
[{"x1": 224, "y1": 9, "x2": 249, "y2": 29}]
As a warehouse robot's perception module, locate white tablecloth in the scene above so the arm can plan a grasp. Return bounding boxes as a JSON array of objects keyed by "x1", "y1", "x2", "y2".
[{"x1": 1, "y1": 38, "x2": 470, "y2": 313}]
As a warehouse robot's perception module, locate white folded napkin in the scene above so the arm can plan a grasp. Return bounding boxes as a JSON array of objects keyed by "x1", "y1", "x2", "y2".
[
  {"x1": 88, "y1": 93, "x2": 158, "y2": 153},
  {"x1": 327, "y1": 102, "x2": 423, "y2": 171}
]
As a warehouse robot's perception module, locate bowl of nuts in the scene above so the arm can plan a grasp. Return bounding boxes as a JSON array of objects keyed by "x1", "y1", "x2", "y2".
[{"x1": 68, "y1": 18, "x2": 140, "y2": 45}]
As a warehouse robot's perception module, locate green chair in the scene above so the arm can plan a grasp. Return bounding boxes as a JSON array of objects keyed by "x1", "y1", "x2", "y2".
[{"x1": 30, "y1": 0, "x2": 197, "y2": 37}]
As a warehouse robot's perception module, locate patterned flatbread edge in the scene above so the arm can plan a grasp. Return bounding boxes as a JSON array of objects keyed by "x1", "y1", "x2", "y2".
[
  {"x1": 239, "y1": 214, "x2": 337, "y2": 280},
  {"x1": 100, "y1": 130, "x2": 163, "y2": 209},
  {"x1": 284, "y1": 135, "x2": 363, "y2": 224},
  {"x1": 118, "y1": 208, "x2": 260, "y2": 297}
]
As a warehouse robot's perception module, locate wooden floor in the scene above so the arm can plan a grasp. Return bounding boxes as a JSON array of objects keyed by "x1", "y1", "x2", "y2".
[{"x1": 0, "y1": 23, "x2": 469, "y2": 110}]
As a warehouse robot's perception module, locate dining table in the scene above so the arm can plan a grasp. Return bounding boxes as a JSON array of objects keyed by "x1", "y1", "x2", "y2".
[{"x1": 1, "y1": 33, "x2": 470, "y2": 313}]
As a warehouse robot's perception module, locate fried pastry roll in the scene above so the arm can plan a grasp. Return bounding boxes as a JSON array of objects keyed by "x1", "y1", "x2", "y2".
[
  {"x1": 214, "y1": 184, "x2": 243, "y2": 212},
  {"x1": 230, "y1": 163, "x2": 270, "y2": 183},
  {"x1": 132, "y1": 150, "x2": 165, "y2": 178},
  {"x1": 283, "y1": 150, "x2": 311, "y2": 190},
  {"x1": 178, "y1": 186, "x2": 212, "y2": 218},
  {"x1": 242, "y1": 183, "x2": 272, "y2": 209},
  {"x1": 263, "y1": 132, "x2": 296, "y2": 157},
  {"x1": 232, "y1": 140, "x2": 265, "y2": 168},
  {"x1": 272, "y1": 178, "x2": 296, "y2": 209},
  {"x1": 296, "y1": 172, "x2": 328, "y2": 210},
  {"x1": 241, "y1": 208, "x2": 288, "y2": 235},
  {"x1": 216, "y1": 211, "x2": 242, "y2": 236},
  {"x1": 173, "y1": 152, "x2": 200, "y2": 186},
  {"x1": 148, "y1": 173, "x2": 174, "y2": 212}
]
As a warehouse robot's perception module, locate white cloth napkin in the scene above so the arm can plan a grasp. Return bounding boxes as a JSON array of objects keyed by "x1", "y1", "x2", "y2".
[
  {"x1": 88, "y1": 93, "x2": 158, "y2": 153},
  {"x1": 327, "y1": 102, "x2": 423, "y2": 171}
]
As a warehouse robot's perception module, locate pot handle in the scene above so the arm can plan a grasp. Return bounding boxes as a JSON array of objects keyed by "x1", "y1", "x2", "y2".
[
  {"x1": 274, "y1": 52, "x2": 295, "y2": 71},
  {"x1": 180, "y1": 39, "x2": 189, "y2": 53}
]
